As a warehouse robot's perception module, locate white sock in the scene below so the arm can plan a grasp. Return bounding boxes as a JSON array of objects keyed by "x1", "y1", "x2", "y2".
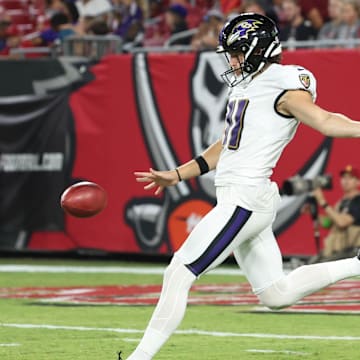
[
  {"x1": 126, "y1": 257, "x2": 196, "y2": 360},
  {"x1": 126, "y1": 328, "x2": 168, "y2": 360},
  {"x1": 126, "y1": 347, "x2": 152, "y2": 360},
  {"x1": 325, "y1": 256, "x2": 360, "y2": 283}
]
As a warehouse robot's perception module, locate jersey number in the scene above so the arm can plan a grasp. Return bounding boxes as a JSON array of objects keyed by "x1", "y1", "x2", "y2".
[{"x1": 223, "y1": 99, "x2": 249, "y2": 150}]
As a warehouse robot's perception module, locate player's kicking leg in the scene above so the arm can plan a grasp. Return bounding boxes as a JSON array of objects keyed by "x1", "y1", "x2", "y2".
[{"x1": 233, "y1": 226, "x2": 360, "y2": 309}]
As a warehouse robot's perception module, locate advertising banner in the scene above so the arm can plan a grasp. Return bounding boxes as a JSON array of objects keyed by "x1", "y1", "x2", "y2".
[{"x1": 1, "y1": 51, "x2": 359, "y2": 256}]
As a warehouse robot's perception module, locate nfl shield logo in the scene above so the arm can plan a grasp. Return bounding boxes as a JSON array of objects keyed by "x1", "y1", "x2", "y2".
[{"x1": 299, "y1": 74, "x2": 310, "y2": 88}]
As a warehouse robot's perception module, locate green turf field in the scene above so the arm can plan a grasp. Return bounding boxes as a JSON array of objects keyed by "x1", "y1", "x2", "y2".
[{"x1": 0, "y1": 258, "x2": 359, "y2": 360}]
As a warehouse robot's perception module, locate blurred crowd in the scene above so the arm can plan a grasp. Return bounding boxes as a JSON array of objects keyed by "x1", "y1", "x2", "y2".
[{"x1": 0, "y1": 0, "x2": 360, "y2": 56}]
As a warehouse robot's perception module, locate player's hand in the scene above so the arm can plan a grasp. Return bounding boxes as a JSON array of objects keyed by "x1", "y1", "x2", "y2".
[{"x1": 134, "y1": 168, "x2": 180, "y2": 195}]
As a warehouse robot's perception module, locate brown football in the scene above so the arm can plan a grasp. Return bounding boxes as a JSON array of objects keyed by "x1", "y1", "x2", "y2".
[{"x1": 60, "y1": 181, "x2": 107, "y2": 218}]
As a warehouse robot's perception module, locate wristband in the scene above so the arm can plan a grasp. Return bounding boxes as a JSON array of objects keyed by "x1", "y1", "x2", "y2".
[
  {"x1": 195, "y1": 155, "x2": 209, "y2": 175},
  {"x1": 321, "y1": 202, "x2": 329, "y2": 209},
  {"x1": 175, "y1": 168, "x2": 182, "y2": 182}
]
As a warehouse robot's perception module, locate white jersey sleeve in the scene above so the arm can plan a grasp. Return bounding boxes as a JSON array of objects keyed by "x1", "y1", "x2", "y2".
[{"x1": 279, "y1": 65, "x2": 317, "y2": 102}]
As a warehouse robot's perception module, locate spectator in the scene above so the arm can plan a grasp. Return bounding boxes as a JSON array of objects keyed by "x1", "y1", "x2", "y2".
[
  {"x1": 64, "y1": 0, "x2": 80, "y2": 24},
  {"x1": 164, "y1": 3, "x2": 190, "y2": 45},
  {"x1": 87, "y1": 18, "x2": 111, "y2": 34},
  {"x1": 241, "y1": 0, "x2": 279, "y2": 24},
  {"x1": 219, "y1": 0, "x2": 242, "y2": 18},
  {"x1": 317, "y1": 0, "x2": 344, "y2": 40},
  {"x1": 148, "y1": 0, "x2": 169, "y2": 18},
  {"x1": 191, "y1": 8, "x2": 224, "y2": 51},
  {"x1": 272, "y1": 0, "x2": 288, "y2": 28},
  {"x1": 299, "y1": 0, "x2": 329, "y2": 30},
  {"x1": 336, "y1": 0, "x2": 360, "y2": 47},
  {"x1": 45, "y1": 0, "x2": 69, "y2": 17},
  {"x1": 0, "y1": 15, "x2": 21, "y2": 56},
  {"x1": 113, "y1": 0, "x2": 144, "y2": 45},
  {"x1": 0, "y1": 15, "x2": 11, "y2": 52},
  {"x1": 32, "y1": 11, "x2": 77, "y2": 46},
  {"x1": 241, "y1": 0, "x2": 266, "y2": 15},
  {"x1": 37, "y1": 0, "x2": 69, "y2": 31},
  {"x1": 75, "y1": 0, "x2": 113, "y2": 18},
  {"x1": 309, "y1": 165, "x2": 360, "y2": 263},
  {"x1": 279, "y1": 0, "x2": 317, "y2": 43},
  {"x1": 4, "y1": 26, "x2": 21, "y2": 56}
]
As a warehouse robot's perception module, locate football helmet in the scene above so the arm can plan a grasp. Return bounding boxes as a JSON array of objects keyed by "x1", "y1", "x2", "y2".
[{"x1": 217, "y1": 13, "x2": 281, "y2": 87}]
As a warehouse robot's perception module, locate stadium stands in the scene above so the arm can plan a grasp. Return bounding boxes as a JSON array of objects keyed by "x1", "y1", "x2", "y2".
[{"x1": 0, "y1": 0, "x2": 359, "y2": 58}]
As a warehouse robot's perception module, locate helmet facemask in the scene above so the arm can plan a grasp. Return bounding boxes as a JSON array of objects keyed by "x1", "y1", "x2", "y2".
[{"x1": 219, "y1": 38, "x2": 259, "y2": 87}]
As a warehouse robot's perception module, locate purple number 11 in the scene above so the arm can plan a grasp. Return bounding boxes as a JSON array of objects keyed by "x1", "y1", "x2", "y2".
[{"x1": 223, "y1": 99, "x2": 249, "y2": 150}]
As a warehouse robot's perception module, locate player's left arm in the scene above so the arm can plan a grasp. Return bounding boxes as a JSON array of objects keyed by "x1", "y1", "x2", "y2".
[{"x1": 278, "y1": 90, "x2": 360, "y2": 138}]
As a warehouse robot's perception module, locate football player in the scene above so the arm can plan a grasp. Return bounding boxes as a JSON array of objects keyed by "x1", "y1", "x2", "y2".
[{"x1": 128, "y1": 13, "x2": 360, "y2": 359}]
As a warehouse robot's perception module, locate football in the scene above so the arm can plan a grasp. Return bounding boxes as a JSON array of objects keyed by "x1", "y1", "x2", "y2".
[{"x1": 60, "y1": 181, "x2": 107, "y2": 218}]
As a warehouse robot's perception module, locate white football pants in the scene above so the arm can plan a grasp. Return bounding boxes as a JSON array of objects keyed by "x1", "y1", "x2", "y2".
[{"x1": 127, "y1": 184, "x2": 360, "y2": 359}]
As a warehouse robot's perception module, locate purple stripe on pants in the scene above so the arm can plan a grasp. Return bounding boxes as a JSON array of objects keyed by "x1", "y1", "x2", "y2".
[{"x1": 186, "y1": 207, "x2": 252, "y2": 276}]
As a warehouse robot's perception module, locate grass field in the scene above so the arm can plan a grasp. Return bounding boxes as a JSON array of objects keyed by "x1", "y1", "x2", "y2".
[{"x1": 0, "y1": 258, "x2": 360, "y2": 360}]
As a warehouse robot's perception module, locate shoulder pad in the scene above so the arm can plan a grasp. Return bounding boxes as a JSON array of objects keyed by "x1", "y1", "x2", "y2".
[{"x1": 280, "y1": 65, "x2": 317, "y2": 102}]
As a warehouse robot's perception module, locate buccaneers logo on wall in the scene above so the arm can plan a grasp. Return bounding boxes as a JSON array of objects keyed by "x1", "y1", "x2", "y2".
[{"x1": 125, "y1": 52, "x2": 332, "y2": 253}]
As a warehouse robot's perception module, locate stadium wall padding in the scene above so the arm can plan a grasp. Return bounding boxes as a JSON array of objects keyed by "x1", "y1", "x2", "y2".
[{"x1": 0, "y1": 50, "x2": 359, "y2": 256}]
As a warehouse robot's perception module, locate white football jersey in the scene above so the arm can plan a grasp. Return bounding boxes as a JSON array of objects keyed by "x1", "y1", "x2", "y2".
[{"x1": 215, "y1": 63, "x2": 317, "y2": 187}]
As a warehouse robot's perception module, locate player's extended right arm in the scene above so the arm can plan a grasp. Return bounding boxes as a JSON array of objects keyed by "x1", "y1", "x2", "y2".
[
  {"x1": 134, "y1": 139, "x2": 223, "y2": 195},
  {"x1": 176, "y1": 139, "x2": 223, "y2": 181}
]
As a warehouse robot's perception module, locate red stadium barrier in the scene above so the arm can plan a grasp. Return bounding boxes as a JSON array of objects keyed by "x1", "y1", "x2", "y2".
[{"x1": 1, "y1": 49, "x2": 360, "y2": 257}]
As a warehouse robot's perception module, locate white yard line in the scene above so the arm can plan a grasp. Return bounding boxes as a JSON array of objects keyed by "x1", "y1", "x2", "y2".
[
  {"x1": 121, "y1": 338, "x2": 141, "y2": 343},
  {"x1": 1, "y1": 323, "x2": 359, "y2": 341},
  {"x1": 246, "y1": 349, "x2": 310, "y2": 355},
  {"x1": 0, "y1": 343, "x2": 20, "y2": 347},
  {"x1": 0, "y1": 264, "x2": 244, "y2": 276}
]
